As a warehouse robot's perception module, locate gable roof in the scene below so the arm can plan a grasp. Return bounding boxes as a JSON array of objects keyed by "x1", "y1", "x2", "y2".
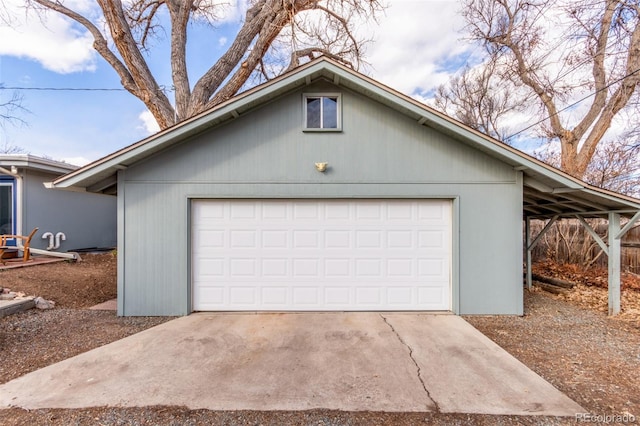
[{"x1": 49, "y1": 57, "x2": 640, "y2": 218}]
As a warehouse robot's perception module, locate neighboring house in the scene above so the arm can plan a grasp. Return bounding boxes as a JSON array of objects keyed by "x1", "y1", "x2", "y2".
[
  {"x1": 50, "y1": 58, "x2": 640, "y2": 317},
  {"x1": 0, "y1": 154, "x2": 116, "y2": 252}
]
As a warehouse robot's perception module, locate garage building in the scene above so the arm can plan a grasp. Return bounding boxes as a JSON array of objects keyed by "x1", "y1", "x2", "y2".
[{"x1": 50, "y1": 58, "x2": 640, "y2": 316}]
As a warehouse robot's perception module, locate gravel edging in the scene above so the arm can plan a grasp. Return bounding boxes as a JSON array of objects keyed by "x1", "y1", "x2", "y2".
[{"x1": 1, "y1": 288, "x2": 639, "y2": 424}]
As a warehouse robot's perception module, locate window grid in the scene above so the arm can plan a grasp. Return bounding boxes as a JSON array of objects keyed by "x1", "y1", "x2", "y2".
[{"x1": 303, "y1": 93, "x2": 342, "y2": 131}]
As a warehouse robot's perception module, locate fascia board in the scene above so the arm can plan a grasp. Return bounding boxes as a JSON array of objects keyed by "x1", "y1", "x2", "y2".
[
  {"x1": 324, "y1": 64, "x2": 583, "y2": 190},
  {"x1": 49, "y1": 58, "x2": 612, "y2": 198},
  {"x1": 53, "y1": 61, "x2": 329, "y2": 189},
  {"x1": 580, "y1": 187, "x2": 640, "y2": 210},
  {"x1": 0, "y1": 154, "x2": 77, "y2": 175}
]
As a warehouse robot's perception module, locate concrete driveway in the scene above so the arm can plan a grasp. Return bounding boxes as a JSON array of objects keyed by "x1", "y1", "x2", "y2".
[{"x1": 0, "y1": 313, "x2": 583, "y2": 416}]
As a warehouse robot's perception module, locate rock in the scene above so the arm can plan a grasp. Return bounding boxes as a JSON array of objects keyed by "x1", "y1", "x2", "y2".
[
  {"x1": 1, "y1": 287, "x2": 11, "y2": 294},
  {"x1": 34, "y1": 297, "x2": 56, "y2": 310}
]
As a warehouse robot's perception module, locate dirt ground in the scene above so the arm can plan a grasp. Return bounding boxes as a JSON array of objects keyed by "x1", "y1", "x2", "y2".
[
  {"x1": 1, "y1": 254, "x2": 117, "y2": 308},
  {"x1": 0, "y1": 254, "x2": 639, "y2": 425}
]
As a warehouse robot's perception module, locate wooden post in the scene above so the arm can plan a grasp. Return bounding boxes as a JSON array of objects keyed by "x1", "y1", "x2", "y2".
[
  {"x1": 525, "y1": 217, "x2": 532, "y2": 290},
  {"x1": 608, "y1": 212, "x2": 621, "y2": 316}
]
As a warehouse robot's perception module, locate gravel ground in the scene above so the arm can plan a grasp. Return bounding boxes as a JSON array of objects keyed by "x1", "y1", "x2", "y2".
[{"x1": 0, "y1": 255, "x2": 639, "y2": 425}]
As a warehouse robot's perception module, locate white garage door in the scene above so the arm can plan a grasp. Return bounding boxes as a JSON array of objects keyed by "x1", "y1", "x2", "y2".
[{"x1": 192, "y1": 199, "x2": 451, "y2": 311}]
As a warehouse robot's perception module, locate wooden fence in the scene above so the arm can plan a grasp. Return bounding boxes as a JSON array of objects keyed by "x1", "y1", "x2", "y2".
[{"x1": 528, "y1": 219, "x2": 640, "y2": 273}]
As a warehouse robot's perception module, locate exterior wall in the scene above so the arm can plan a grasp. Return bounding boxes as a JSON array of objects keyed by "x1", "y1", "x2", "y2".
[
  {"x1": 22, "y1": 170, "x2": 117, "y2": 251},
  {"x1": 118, "y1": 82, "x2": 523, "y2": 316}
]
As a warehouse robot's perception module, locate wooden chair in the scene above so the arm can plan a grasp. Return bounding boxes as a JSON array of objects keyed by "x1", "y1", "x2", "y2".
[{"x1": 0, "y1": 227, "x2": 39, "y2": 265}]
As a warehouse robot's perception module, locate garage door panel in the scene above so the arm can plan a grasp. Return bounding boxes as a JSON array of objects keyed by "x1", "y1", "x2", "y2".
[
  {"x1": 262, "y1": 259, "x2": 288, "y2": 276},
  {"x1": 230, "y1": 203, "x2": 256, "y2": 219},
  {"x1": 418, "y1": 203, "x2": 448, "y2": 221},
  {"x1": 324, "y1": 202, "x2": 351, "y2": 219},
  {"x1": 387, "y1": 287, "x2": 413, "y2": 305},
  {"x1": 262, "y1": 202, "x2": 288, "y2": 219},
  {"x1": 262, "y1": 287, "x2": 288, "y2": 303},
  {"x1": 193, "y1": 200, "x2": 451, "y2": 311},
  {"x1": 419, "y1": 259, "x2": 449, "y2": 278},
  {"x1": 261, "y1": 230, "x2": 288, "y2": 248},
  {"x1": 355, "y1": 287, "x2": 381, "y2": 305}
]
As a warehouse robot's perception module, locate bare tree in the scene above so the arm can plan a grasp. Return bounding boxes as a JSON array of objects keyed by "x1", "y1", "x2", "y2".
[
  {"x1": 433, "y1": 55, "x2": 527, "y2": 141},
  {"x1": 535, "y1": 136, "x2": 640, "y2": 196},
  {"x1": 460, "y1": 0, "x2": 640, "y2": 179},
  {"x1": 582, "y1": 139, "x2": 640, "y2": 196},
  {"x1": 23, "y1": 0, "x2": 382, "y2": 130},
  {"x1": 0, "y1": 140, "x2": 26, "y2": 154},
  {"x1": 0, "y1": 87, "x2": 27, "y2": 129}
]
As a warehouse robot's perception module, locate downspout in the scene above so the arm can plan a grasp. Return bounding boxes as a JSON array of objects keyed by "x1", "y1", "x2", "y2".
[
  {"x1": 0, "y1": 166, "x2": 79, "y2": 261},
  {"x1": 28, "y1": 247, "x2": 80, "y2": 261}
]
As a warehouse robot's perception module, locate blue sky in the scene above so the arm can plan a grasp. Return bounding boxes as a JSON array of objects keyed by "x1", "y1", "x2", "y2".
[{"x1": 0, "y1": 0, "x2": 475, "y2": 166}]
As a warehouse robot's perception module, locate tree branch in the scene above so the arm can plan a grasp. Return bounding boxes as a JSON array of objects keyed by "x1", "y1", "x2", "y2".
[
  {"x1": 32, "y1": 0, "x2": 175, "y2": 128},
  {"x1": 97, "y1": 0, "x2": 175, "y2": 127}
]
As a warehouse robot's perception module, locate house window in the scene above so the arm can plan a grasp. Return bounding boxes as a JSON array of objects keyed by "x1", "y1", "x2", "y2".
[
  {"x1": 0, "y1": 182, "x2": 13, "y2": 236},
  {"x1": 303, "y1": 94, "x2": 341, "y2": 131}
]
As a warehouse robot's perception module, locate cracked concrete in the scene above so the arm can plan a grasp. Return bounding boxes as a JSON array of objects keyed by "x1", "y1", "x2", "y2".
[
  {"x1": 380, "y1": 314, "x2": 440, "y2": 413},
  {"x1": 382, "y1": 314, "x2": 585, "y2": 415},
  {"x1": 0, "y1": 313, "x2": 583, "y2": 416}
]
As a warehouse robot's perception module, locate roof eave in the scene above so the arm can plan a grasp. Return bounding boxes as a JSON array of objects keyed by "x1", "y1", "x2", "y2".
[
  {"x1": 51, "y1": 60, "x2": 334, "y2": 190},
  {"x1": 48, "y1": 58, "x2": 640, "y2": 214},
  {"x1": 0, "y1": 154, "x2": 78, "y2": 175}
]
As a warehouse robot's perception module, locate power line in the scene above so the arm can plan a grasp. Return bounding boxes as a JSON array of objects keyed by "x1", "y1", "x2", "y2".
[
  {"x1": 0, "y1": 86, "x2": 126, "y2": 91},
  {"x1": 507, "y1": 66, "x2": 640, "y2": 140}
]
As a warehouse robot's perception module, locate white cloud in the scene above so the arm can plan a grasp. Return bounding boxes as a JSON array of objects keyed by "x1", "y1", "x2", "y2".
[
  {"x1": 138, "y1": 110, "x2": 161, "y2": 134},
  {"x1": 365, "y1": 0, "x2": 471, "y2": 96},
  {"x1": 60, "y1": 156, "x2": 92, "y2": 167},
  {"x1": 195, "y1": 0, "x2": 248, "y2": 24},
  {"x1": 219, "y1": 37, "x2": 228, "y2": 47},
  {"x1": 0, "y1": 0, "x2": 97, "y2": 73}
]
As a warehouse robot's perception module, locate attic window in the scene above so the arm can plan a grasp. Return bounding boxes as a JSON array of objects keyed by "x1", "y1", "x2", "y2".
[{"x1": 303, "y1": 93, "x2": 341, "y2": 131}]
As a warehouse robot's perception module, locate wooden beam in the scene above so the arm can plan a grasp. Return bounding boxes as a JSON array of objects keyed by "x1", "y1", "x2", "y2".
[
  {"x1": 523, "y1": 189, "x2": 587, "y2": 211},
  {"x1": 523, "y1": 176, "x2": 553, "y2": 193},
  {"x1": 523, "y1": 205, "x2": 543, "y2": 214},
  {"x1": 523, "y1": 188, "x2": 558, "y2": 203},
  {"x1": 528, "y1": 216, "x2": 559, "y2": 250},
  {"x1": 87, "y1": 175, "x2": 118, "y2": 193},
  {"x1": 525, "y1": 217, "x2": 532, "y2": 290},
  {"x1": 557, "y1": 193, "x2": 607, "y2": 211},
  {"x1": 575, "y1": 215, "x2": 608, "y2": 256},
  {"x1": 608, "y1": 212, "x2": 621, "y2": 316},
  {"x1": 616, "y1": 210, "x2": 640, "y2": 239},
  {"x1": 536, "y1": 204, "x2": 564, "y2": 214}
]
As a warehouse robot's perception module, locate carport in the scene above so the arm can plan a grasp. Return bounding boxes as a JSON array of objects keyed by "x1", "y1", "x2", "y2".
[{"x1": 521, "y1": 173, "x2": 640, "y2": 315}]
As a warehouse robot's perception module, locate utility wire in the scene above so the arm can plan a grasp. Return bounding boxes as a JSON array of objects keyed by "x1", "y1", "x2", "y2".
[
  {"x1": 507, "y1": 66, "x2": 640, "y2": 140},
  {"x1": 0, "y1": 86, "x2": 126, "y2": 91},
  {"x1": 0, "y1": 86, "x2": 175, "y2": 92}
]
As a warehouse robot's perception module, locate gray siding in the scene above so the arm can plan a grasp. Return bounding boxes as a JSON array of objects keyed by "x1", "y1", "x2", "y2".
[
  {"x1": 119, "y1": 82, "x2": 523, "y2": 316},
  {"x1": 23, "y1": 170, "x2": 117, "y2": 251}
]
